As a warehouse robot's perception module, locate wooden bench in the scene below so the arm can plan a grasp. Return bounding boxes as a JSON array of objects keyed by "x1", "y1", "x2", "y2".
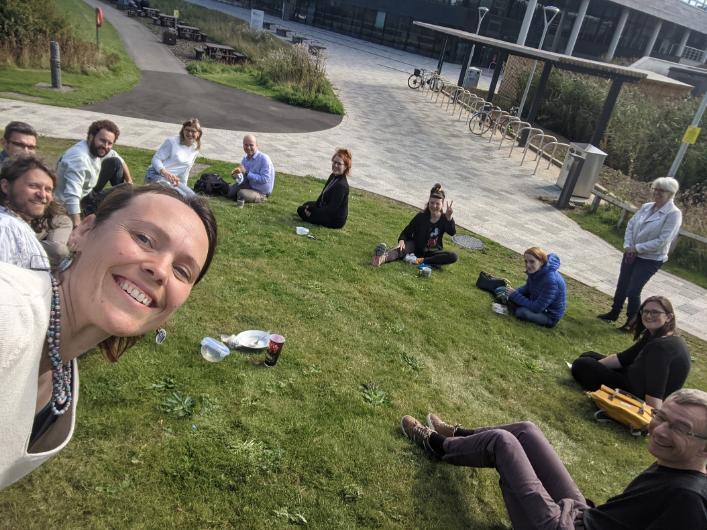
[
  {"x1": 177, "y1": 24, "x2": 202, "y2": 41},
  {"x1": 589, "y1": 188, "x2": 637, "y2": 228},
  {"x1": 308, "y1": 43, "x2": 326, "y2": 56},
  {"x1": 204, "y1": 43, "x2": 246, "y2": 64},
  {"x1": 143, "y1": 7, "x2": 160, "y2": 18},
  {"x1": 159, "y1": 14, "x2": 177, "y2": 28}
]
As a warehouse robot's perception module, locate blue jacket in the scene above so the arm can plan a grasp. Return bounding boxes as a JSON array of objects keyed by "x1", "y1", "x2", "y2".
[{"x1": 509, "y1": 253, "x2": 566, "y2": 324}]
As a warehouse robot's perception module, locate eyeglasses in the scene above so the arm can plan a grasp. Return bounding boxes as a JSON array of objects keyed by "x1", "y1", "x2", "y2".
[
  {"x1": 332, "y1": 161, "x2": 345, "y2": 166},
  {"x1": 8, "y1": 140, "x2": 37, "y2": 151},
  {"x1": 652, "y1": 410, "x2": 707, "y2": 440},
  {"x1": 640, "y1": 309, "x2": 666, "y2": 317}
]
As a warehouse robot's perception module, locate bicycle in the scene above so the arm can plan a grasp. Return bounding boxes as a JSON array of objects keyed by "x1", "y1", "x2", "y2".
[{"x1": 407, "y1": 68, "x2": 439, "y2": 90}]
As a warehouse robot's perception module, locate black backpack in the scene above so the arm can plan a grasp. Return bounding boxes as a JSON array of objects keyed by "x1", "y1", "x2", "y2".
[{"x1": 193, "y1": 173, "x2": 230, "y2": 196}]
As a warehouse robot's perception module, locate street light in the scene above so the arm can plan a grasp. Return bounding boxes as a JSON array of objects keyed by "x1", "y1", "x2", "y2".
[
  {"x1": 517, "y1": 5, "x2": 560, "y2": 118},
  {"x1": 458, "y1": 6, "x2": 490, "y2": 86}
]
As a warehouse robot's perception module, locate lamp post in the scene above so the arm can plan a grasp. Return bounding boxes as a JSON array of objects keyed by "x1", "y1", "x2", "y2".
[
  {"x1": 458, "y1": 6, "x2": 489, "y2": 86},
  {"x1": 517, "y1": 5, "x2": 560, "y2": 118}
]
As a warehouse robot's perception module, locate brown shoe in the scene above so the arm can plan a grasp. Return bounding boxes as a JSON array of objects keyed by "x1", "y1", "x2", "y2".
[
  {"x1": 400, "y1": 415, "x2": 436, "y2": 457},
  {"x1": 426, "y1": 413, "x2": 458, "y2": 437}
]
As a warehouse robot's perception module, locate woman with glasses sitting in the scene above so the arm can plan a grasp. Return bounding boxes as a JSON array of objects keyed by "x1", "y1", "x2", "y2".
[{"x1": 571, "y1": 296, "x2": 690, "y2": 408}]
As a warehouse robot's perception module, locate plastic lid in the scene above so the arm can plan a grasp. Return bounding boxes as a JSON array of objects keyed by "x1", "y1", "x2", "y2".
[{"x1": 200, "y1": 337, "x2": 230, "y2": 356}]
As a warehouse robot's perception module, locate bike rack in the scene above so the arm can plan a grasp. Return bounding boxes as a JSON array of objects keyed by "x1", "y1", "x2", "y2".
[
  {"x1": 498, "y1": 119, "x2": 529, "y2": 151},
  {"x1": 509, "y1": 126, "x2": 542, "y2": 160},
  {"x1": 446, "y1": 85, "x2": 465, "y2": 113},
  {"x1": 520, "y1": 129, "x2": 547, "y2": 165},
  {"x1": 487, "y1": 111, "x2": 510, "y2": 143},
  {"x1": 457, "y1": 91, "x2": 479, "y2": 121},
  {"x1": 465, "y1": 98, "x2": 489, "y2": 125},
  {"x1": 533, "y1": 141, "x2": 570, "y2": 175}
]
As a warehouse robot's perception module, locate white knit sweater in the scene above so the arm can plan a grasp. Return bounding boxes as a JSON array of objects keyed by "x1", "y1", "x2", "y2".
[{"x1": 0, "y1": 263, "x2": 78, "y2": 490}]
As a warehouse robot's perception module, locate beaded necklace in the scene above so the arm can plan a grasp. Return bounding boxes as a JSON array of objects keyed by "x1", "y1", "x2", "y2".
[{"x1": 47, "y1": 275, "x2": 72, "y2": 415}]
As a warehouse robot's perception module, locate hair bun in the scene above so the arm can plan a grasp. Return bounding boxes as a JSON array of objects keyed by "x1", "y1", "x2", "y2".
[{"x1": 429, "y1": 183, "x2": 445, "y2": 199}]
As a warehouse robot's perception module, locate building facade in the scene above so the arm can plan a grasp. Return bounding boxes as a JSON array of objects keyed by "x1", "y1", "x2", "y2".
[{"x1": 238, "y1": 0, "x2": 707, "y2": 66}]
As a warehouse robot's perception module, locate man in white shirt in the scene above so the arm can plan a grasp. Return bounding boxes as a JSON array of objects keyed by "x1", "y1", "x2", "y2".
[
  {"x1": 0, "y1": 156, "x2": 54, "y2": 270},
  {"x1": 55, "y1": 120, "x2": 133, "y2": 227}
]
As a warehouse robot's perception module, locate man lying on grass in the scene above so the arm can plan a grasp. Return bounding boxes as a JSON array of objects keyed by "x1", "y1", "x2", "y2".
[{"x1": 401, "y1": 388, "x2": 707, "y2": 529}]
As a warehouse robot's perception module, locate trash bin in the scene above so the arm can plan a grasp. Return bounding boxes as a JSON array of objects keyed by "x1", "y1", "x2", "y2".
[
  {"x1": 463, "y1": 67, "x2": 481, "y2": 89},
  {"x1": 162, "y1": 28, "x2": 177, "y2": 45},
  {"x1": 556, "y1": 143, "x2": 607, "y2": 199}
]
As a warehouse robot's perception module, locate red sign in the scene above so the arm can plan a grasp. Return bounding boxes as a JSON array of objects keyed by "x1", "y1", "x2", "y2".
[{"x1": 96, "y1": 7, "x2": 104, "y2": 27}]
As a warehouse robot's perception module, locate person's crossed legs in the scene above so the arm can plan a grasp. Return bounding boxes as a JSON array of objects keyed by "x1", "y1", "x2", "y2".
[{"x1": 402, "y1": 416, "x2": 587, "y2": 530}]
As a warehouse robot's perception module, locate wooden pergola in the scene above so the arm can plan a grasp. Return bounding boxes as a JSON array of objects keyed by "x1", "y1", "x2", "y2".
[{"x1": 414, "y1": 21, "x2": 647, "y2": 146}]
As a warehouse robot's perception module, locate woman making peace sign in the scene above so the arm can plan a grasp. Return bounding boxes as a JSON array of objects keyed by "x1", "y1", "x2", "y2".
[{"x1": 372, "y1": 183, "x2": 458, "y2": 268}]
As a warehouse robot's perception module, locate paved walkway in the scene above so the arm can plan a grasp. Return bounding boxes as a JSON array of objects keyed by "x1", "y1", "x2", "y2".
[
  {"x1": 1, "y1": 0, "x2": 705, "y2": 340},
  {"x1": 80, "y1": 0, "x2": 341, "y2": 132}
]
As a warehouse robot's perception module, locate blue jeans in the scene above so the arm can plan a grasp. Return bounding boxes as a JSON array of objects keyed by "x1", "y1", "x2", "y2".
[
  {"x1": 514, "y1": 307, "x2": 555, "y2": 327},
  {"x1": 611, "y1": 255, "x2": 662, "y2": 320},
  {"x1": 145, "y1": 167, "x2": 195, "y2": 198}
]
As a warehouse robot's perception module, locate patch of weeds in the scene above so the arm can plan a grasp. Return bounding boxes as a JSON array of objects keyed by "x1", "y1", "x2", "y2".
[
  {"x1": 522, "y1": 358, "x2": 545, "y2": 374},
  {"x1": 274, "y1": 507, "x2": 308, "y2": 525},
  {"x1": 198, "y1": 394, "x2": 220, "y2": 415},
  {"x1": 264, "y1": 378, "x2": 295, "y2": 394},
  {"x1": 340, "y1": 484, "x2": 363, "y2": 503},
  {"x1": 240, "y1": 396, "x2": 259, "y2": 407},
  {"x1": 228, "y1": 439, "x2": 283, "y2": 473},
  {"x1": 95, "y1": 476, "x2": 132, "y2": 495},
  {"x1": 400, "y1": 352, "x2": 422, "y2": 372},
  {"x1": 302, "y1": 364, "x2": 322, "y2": 375},
  {"x1": 150, "y1": 376, "x2": 177, "y2": 391},
  {"x1": 160, "y1": 391, "x2": 196, "y2": 417},
  {"x1": 360, "y1": 383, "x2": 388, "y2": 406}
]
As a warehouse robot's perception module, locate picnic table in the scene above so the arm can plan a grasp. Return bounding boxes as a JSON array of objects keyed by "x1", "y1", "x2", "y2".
[
  {"x1": 143, "y1": 7, "x2": 159, "y2": 18},
  {"x1": 291, "y1": 35, "x2": 307, "y2": 44},
  {"x1": 159, "y1": 14, "x2": 177, "y2": 28},
  {"x1": 308, "y1": 43, "x2": 326, "y2": 56},
  {"x1": 276, "y1": 27, "x2": 293, "y2": 37},
  {"x1": 177, "y1": 24, "x2": 202, "y2": 41},
  {"x1": 204, "y1": 43, "x2": 246, "y2": 64}
]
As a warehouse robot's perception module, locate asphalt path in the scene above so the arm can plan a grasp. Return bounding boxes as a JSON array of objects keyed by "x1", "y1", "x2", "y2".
[{"x1": 81, "y1": 0, "x2": 341, "y2": 132}]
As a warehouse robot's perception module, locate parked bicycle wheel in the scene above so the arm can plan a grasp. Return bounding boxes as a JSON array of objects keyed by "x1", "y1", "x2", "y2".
[
  {"x1": 469, "y1": 111, "x2": 492, "y2": 135},
  {"x1": 408, "y1": 74, "x2": 422, "y2": 89}
]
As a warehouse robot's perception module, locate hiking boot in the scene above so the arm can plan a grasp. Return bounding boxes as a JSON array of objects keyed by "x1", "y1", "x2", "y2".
[
  {"x1": 426, "y1": 413, "x2": 458, "y2": 438},
  {"x1": 597, "y1": 311, "x2": 619, "y2": 322},
  {"x1": 400, "y1": 415, "x2": 437, "y2": 457}
]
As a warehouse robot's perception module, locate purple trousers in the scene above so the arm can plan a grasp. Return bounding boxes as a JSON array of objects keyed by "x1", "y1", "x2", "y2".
[{"x1": 442, "y1": 421, "x2": 588, "y2": 530}]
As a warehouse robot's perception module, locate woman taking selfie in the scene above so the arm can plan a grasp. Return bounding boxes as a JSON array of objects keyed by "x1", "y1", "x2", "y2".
[{"x1": 0, "y1": 184, "x2": 217, "y2": 490}]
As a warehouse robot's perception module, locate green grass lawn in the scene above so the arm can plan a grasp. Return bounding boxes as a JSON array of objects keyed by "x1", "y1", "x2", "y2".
[
  {"x1": 567, "y1": 204, "x2": 707, "y2": 290},
  {"x1": 1, "y1": 138, "x2": 705, "y2": 529},
  {"x1": 0, "y1": 0, "x2": 140, "y2": 107}
]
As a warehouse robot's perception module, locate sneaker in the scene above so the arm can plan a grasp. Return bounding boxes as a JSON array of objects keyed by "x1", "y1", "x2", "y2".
[
  {"x1": 597, "y1": 311, "x2": 619, "y2": 322},
  {"x1": 404, "y1": 254, "x2": 418, "y2": 265},
  {"x1": 400, "y1": 415, "x2": 437, "y2": 457},
  {"x1": 371, "y1": 243, "x2": 387, "y2": 267},
  {"x1": 426, "y1": 413, "x2": 458, "y2": 438}
]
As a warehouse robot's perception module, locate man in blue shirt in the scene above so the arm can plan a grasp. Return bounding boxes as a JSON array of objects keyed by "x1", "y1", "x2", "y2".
[{"x1": 228, "y1": 134, "x2": 275, "y2": 203}]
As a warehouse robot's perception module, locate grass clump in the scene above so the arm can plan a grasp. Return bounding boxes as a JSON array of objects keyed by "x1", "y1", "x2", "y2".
[{"x1": 1, "y1": 136, "x2": 704, "y2": 529}]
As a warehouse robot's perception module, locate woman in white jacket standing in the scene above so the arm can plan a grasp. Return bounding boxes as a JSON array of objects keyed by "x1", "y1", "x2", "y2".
[{"x1": 598, "y1": 177, "x2": 682, "y2": 331}]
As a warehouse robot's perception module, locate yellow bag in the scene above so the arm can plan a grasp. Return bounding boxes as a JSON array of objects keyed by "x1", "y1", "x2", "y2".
[{"x1": 588, "y1": 385, "x2": 654, "y2": 436}]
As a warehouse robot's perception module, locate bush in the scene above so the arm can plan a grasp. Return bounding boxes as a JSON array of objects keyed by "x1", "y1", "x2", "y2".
[
  {"x1": 505, "y1": 68, "x2": 706, "y2": 191},
  {"x1": 0, "y1": 0, "x2": 118, "y2": 72}
]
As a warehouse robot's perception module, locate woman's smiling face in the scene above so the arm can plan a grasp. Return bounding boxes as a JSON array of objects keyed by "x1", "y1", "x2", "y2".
[{"x1": 68, "y1": 193, "x2": 210, "y2": 337}]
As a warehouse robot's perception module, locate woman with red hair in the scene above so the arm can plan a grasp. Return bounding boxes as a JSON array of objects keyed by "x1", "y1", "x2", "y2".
[{"x1": 297, "y1": 148, "x2": 351, "y2": 229}]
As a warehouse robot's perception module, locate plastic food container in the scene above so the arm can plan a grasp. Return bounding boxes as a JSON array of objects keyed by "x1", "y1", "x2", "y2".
[{"x1": 200, "y1": 337, "x2": 230, "y2": 362}]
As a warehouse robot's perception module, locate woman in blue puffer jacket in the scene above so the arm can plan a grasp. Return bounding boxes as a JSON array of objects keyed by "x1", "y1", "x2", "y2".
[{"x1": 507, "y1": 246, "x2": 566, "y2": 328}]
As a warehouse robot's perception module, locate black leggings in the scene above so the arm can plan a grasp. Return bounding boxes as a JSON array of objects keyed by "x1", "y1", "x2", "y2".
[
  {"x1": 422, "y1": 250, "x2": 458, "y2": 266},
  {"x1": 571, "y1": 352, "x2": 633, "y2": 393},
  {"x1": 297, "y1": 201, "x2": 346, "y2": 229},
  {"x1": 81, "y1": 158, "x2": 125, "y2": 215}
]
